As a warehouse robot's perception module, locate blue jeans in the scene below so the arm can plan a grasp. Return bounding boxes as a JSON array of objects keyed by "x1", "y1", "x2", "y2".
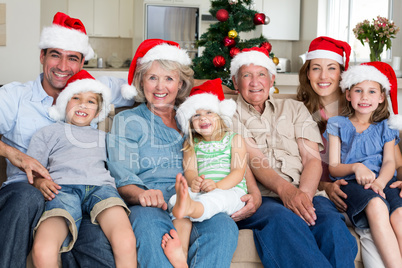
[
  {"x1": 237, "y1": 196, "x2": 358, "y2": 268},
  {"x1": 62, "y1": 206, "x2": 238, "y2": 268},
  {"x1": 0, "y1": 182, "x2": 44, "y2": 268}
]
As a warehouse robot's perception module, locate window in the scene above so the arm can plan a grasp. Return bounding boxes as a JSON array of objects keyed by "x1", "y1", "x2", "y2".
[{"x1": 326, "y1": 0, "x2": 392, "y2": 62}]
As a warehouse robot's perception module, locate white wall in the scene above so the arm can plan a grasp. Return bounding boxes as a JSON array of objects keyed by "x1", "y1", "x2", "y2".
[{"x1": 0, "y1": 0, "x2": 41, "y2": 85}]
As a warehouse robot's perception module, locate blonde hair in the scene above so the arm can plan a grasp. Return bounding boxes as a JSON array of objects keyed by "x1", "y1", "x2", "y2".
[
  {"x1": 297, "y1": 60, "x2": 345, "y2": 134},
  {"x1": 132, "y1": 59, "x2": 194, "y2": 106},
  {"x1": 341, "y1": 83, "x2": 390, "y2": 123},
  {"x1": 182, "y1": 112, "x2": 229, "y2": 152}
]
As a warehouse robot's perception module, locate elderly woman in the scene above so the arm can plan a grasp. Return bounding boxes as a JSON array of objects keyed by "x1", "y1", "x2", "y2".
[
  {"x1": 230, "y1": 46, "x2": 357, "y2": 267},
  {"x1": 106, "y1": 39, "x2": 238, "y2": 267}
]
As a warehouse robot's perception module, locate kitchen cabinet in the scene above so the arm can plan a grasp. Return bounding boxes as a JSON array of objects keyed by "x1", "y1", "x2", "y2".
[
  {"x1": 68, "y1": 0, "x2": 132, "y2": 38},
  {"x1": 261, "y1": 0, "x2": 300, "y2": 40}
]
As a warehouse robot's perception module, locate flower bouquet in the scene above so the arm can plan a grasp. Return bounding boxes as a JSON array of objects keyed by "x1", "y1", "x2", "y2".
[{"x1": 353, "y1": 16, "x2": 399, "y2": 62}]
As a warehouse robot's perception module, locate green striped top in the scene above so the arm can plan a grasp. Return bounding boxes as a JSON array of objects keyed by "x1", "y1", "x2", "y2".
[{"x1": 194, "y1": 132, "x2": 247, "y2": 193}]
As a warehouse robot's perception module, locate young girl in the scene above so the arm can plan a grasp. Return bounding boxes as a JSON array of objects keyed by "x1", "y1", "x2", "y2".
[
  {"x1": 326, "y1": 62, "x2": 402, "y2": 267},
  {"x1": 28, "y1": 70, "x2": 137, "y2": 268},
  {"x1": 161, "y1": 78, "x2": 248, "y2": 267}
]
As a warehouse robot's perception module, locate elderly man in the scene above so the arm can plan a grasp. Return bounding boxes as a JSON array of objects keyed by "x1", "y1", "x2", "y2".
[
  {"x1": 0, "y1": 12, "x2": 132, "y2": 267},
  {"x1": 229, "y1": 47, "x2": 357, "y2": 267}
]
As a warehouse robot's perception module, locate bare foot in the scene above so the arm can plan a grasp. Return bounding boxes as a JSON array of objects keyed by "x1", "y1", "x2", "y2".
[
  {"x1": 161, "y1": 229, "x2": 188, "y2": 268},
  {"x1": 172, "y1": 173, "x2": 193, "y2": 219}
]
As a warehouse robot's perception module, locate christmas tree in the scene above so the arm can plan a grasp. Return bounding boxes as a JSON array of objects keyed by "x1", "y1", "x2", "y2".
[{"x1": 192, "y1": 0, "x2": 277, "y2": 88}]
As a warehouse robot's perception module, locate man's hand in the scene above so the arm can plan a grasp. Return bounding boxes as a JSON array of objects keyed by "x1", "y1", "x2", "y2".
[
  {"x1": 231, "y1": 192, "x2": 261, "y2": 222},
  {"x1": 6, "y1": 147, "x2": 51, "y2": 184},
  {"x1": 33, "y1": 177, "x2": 61, "y2": 201},
  {"x1": 280, "y1": 185, "x2": 316, "y2": 226},
  {"x1": 323, "y1": 179, "x2": 348, "y2": 212},
  {"x1": 138, "y1": 189, "x2": 168, "y2": 210}
]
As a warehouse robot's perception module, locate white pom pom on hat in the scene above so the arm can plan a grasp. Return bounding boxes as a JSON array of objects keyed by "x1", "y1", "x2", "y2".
[
  {"x1": 39, "y1": 12, "x2": 94, "y2": 60},
  {"x1": 176, "y1": 78, "x2": 237, "y2": 134},
  {"x1": 340, "y1": 61, "x2": 401, "y2": 129},
  {"x1": 121, "y1": 39, "x2": 192, "y2": 100},
  {"x1": 48, "y1": 70, "x2": 112, "y2": 124}
]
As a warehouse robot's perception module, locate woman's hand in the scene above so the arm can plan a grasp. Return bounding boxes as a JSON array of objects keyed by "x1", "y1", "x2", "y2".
[
  {"x1": 200, "y1": 179, "x2": 217, "y2": 192},
  {"x1": 354, "y1": 163, "x2": 376, "y2": 185},
  {"x1": 323, "y1": 180, "x2": 348, "y2": 212},
  {"x1": 138, "y1": 189, "x2": 168, "y2": 210},
  {"x1": 390, "y1": 181, "x2": 402, "y2": 197},
  {"x1": 33, "y1": 178, "x2": 61, "y2": 201}
]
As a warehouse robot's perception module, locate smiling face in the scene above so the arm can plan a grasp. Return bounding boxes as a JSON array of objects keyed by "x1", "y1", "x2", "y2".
[
  {"x1": 40, "y1": 48, "x2": 84, "y2": 95},
  {"x1": 142, "y1": 61, "x2": 183, "y2": 111},
  {"x1": 233, "y1": 64, "x2": 274, "y2": 113},
  {"x1": 191, "y1": 109, "x2": 220, "y2": 141},
  {"x1": 307, "y1": 58, "x2": 342, "y2": 101},
  {"x1": 345, "y1": 80, "x2": 385, "y2": 116},
  {"x1": 65, "y1": 91, "x2": 100, "y2": 126}
]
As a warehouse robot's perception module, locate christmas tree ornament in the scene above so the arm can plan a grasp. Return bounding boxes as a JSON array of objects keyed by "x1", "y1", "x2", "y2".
[
  {"x1": 213, "y1": 55, "x2": 226, "y2": 68},
  {"x1": 216, "y1": 9, "x2": 229, "y2": 22},
  {"x1": 260, "y1": 42, "x2": 272, "y2": 53},
  {"x1": 264, "y1": 16, "x2": 270, "y2": 25},
  {"x1": 228, "y1": 30, "x2": 238, "y2": 39},
  {"x1": 274, "y1": 87, "x2": 279, "y2": 94},
  {"x1": 228, "y1": 0, "x2": 238, "y2": 4},
  {"x1": 229, "y1": 47, "x2": 241, "y2": 58},
  {"x1": 272, "y1": 56, "x2": 279, "y2": 65},
  {"x1": 223, "y1": 36, "x2": 236, "y2": 47},
  {"x1": 253, "y1": 13, "x2": 266, "y2": 25}
]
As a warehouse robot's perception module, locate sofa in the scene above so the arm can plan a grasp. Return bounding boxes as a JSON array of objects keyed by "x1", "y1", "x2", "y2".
[{"x1": 0, "y1": 93, "x2": 363, "y2": 267}]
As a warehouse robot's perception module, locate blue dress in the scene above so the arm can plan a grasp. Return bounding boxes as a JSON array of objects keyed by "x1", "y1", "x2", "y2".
[{"x1": 325, "y1": 116, "x2": 402, "y2": 228}]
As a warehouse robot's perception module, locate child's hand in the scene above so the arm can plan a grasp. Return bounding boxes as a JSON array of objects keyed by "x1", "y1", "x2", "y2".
[
  {"x1": 354, "y1": 163, "x2": 376, "y2": 185},
  {"x1": 200, "y1": 179, "x2": 217, "y2": 192},
  {"x1": 191, "y1": 175, "x2": 204, "y2": 193},
  {"x1": 33, "y1": 178, "x2": 61, "y2": 201},
  {"x1": 364, "y1": 180, "x2": 386, "y2": 199}
]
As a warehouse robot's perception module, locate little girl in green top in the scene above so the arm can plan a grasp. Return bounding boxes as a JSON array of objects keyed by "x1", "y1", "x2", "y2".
[{"x1": 162, "y1": 78, "x2": 248, "y2": 267}]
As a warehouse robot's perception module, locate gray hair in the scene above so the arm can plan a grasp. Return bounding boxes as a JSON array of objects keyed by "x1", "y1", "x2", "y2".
[{"x1": 133, "y1": 59, "x2": 194, "y2": 106}]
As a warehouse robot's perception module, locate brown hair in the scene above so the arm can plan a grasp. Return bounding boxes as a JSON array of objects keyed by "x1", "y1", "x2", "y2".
[
  {"x1": 341, "y1": 84, "x2": 390, "y2": 123},
  {"x1": 132, "y1": 59, "x2": 194, "y2": 106},
  {"x1": 297, "y1": 60, "x2": 345, "y2": 133}
]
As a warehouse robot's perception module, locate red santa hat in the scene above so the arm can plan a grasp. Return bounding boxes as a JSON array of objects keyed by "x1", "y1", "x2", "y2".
[
  {"x1": 306, "y1": 36, "x2": 351, "y2": 70},
  {"x1": 176, "y1": 78, "x2": 237, "y2": 134},
  {"x1": 39, "y1": 12, "x2": 94, "y2": 60},
  {"x1": 230, "y1": 47, "x2": 277, "y2": 94},
  {"x1": 48, "y1": 70, "x2": 111, "y2": 124},
  {"x1": 340, "y1": 61, "x2": 401, "y2": 129},
  {"x1": 121, "y1": 39, "x2": 192, "y2": 100}
]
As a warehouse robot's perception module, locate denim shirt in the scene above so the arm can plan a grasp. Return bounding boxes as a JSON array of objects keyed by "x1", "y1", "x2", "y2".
[
  {"x1": 107, "y1": 103, "x2": 185, "y2": 190},
  {"x1": 0, "y1": 74, "x2": 134, "y2": 187}
]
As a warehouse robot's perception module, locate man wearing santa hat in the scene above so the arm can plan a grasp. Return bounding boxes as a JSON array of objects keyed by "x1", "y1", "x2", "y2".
[
  {"x1": 229, "y1": 47, "x2": 358, "y2": 267},
  {"x1": 0, "y1": 12, "x2": 132, "y2": 267}
]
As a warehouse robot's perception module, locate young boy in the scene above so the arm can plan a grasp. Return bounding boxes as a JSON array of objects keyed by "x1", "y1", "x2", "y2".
[{"x1": 28, "y1": 70, "x2": 137, "y2": 268}]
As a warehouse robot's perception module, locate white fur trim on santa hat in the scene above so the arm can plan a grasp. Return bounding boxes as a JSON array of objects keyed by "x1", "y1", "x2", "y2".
[
  {"x1": 340, "y1": 65, "x2": 391, "y2": 94},
  {"x1": 39, "y1": 25, "x2": 94, "y2": 60},
  {"x1": 388, "y1": 114, "x2": 402, "y2": 130},
  {"x1": 176, "y1": 94, "x2": 237, "y2": 135},
  {"x1": 230, "y1": 50, "x2": 277, "y2": 79},
  {"x1": 140, "y1": 43, "x2": 192, "y2": 67},
  {"x1": 121, "y1": 84, "x2": 138, "y2": 100},
  {"x1": 306, "y1": 50, "x2": 344, "y2": 65},
  {"x1": 48, "y1": 79, "x2": 112, "y2": 124}
]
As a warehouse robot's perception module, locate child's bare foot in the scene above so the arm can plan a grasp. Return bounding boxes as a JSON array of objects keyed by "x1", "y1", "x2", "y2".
[
  {"x1": 161, "y1": 229, "x2": 188, "y2": 268},
  {"x1": 172, "y1": 173, "x2": 194, "y2": 219}
]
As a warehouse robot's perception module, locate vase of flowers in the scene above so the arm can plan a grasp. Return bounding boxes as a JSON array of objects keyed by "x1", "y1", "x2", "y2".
[{"x1": 353, "y1": 16, "x2": 399, "y2": 62}]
